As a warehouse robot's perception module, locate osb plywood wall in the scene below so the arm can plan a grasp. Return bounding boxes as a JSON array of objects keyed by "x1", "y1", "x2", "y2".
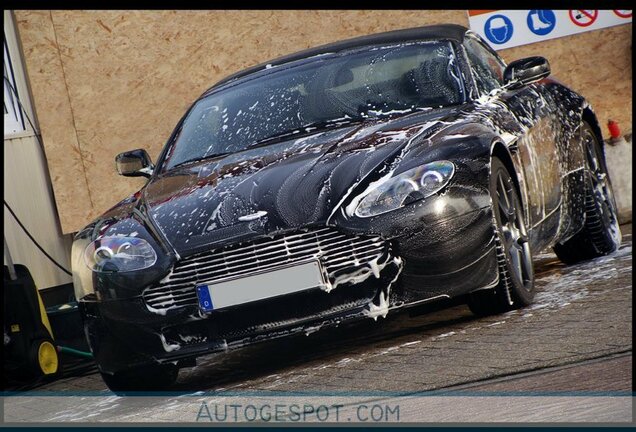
[{"x1": 14, "y1": 10, "x2": 632, "y2": 233}]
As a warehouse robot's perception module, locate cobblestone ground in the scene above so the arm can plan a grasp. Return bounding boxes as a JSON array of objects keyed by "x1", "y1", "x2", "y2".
[{"x1": 3, "y1": 226, "x2": 632, "y2": 422}]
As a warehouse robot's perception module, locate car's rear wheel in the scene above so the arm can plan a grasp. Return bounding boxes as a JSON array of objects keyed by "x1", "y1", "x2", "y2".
[
  {"x1": 468, "y1": 157, "x2": 535, "y2": 316},
  {"x1": 553, "y1": 122, "x2": 621, "y2": 264},
  {"x1": 100, "y1": 363, "x2": 178, "y2": 395}
]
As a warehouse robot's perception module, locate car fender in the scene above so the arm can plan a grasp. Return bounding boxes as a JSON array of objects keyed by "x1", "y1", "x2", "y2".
[{"x1": 71, "y1": 192, "x2": 177, "y2": 301}]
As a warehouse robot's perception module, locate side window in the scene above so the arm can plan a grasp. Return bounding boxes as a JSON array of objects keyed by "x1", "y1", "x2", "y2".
[{"x1": 463, "y1": 35, "x2": 506, "y2": 96}]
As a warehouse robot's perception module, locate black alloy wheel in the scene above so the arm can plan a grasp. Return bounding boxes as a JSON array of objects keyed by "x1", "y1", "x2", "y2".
[{"x1": 468, "y1": 156, "x2": 535, "y2": 316}]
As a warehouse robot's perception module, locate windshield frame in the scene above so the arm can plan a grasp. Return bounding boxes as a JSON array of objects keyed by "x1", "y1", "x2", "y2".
[{"x1": 154, "y1": 39, "x2": 466, "y2": 175}]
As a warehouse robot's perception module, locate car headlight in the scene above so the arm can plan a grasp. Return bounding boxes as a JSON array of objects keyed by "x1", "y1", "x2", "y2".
[
  {"x1": 354, "y1": 161, "x2": 455, "y2": 218},
  {"x1": 84, "y1": 237, "x2": 157, "y2": 273}
]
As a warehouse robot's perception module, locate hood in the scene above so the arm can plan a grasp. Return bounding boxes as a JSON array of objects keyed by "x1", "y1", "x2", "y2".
[{"x1": 142, "y1": 108, "x2": 462, "y2": 256}]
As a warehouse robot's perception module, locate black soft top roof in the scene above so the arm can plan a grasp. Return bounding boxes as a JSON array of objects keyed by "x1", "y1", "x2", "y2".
[{"x1": 210, "y1": 24, "x2": 469, "y2": 90}]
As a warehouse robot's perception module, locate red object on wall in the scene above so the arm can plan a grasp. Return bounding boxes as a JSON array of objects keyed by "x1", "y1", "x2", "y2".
[{"x1": 607, "y1": 119, "x2": 621, "y2": 138}]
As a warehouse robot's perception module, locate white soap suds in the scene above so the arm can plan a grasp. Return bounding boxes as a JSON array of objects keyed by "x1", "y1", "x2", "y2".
[
  {"x1": 159, "y1": 334, "x2": 181, "y2": 352},
  {"x1": 363, "y1": 256, "x2": 403, "y2": 321},
  {"x1": 238, "y1": 211, "x2": 268, "y2": 221}
]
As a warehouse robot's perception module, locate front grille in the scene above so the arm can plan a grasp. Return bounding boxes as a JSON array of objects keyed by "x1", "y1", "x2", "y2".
[{"x1": 143, "y1": 227, "x2": 388, "y2": 311}]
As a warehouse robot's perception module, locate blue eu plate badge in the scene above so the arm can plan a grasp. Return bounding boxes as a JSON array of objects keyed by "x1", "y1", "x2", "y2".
[{"x1": 196, "y1": 285, "x2": 214, "y2": 312}]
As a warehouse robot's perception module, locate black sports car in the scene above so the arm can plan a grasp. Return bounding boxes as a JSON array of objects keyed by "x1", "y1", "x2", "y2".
[{"x1": 71, "y1": 24, "x2": 621, "y2": 392}]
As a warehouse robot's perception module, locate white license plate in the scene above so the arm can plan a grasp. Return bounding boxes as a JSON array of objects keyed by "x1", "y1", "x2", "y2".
[{"x1": 196, "y1": 260, "x2": 326, "y2": 312}]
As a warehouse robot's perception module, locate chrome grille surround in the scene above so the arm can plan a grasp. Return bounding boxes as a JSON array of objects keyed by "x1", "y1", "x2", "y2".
[{"x1": 143, "y1": 227, "x2": 388, "y2": 311}]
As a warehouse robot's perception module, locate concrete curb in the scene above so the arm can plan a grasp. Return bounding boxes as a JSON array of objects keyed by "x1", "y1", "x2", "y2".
[{"x1": 605, "y1": 134, "x2": 632, "y2": 224}]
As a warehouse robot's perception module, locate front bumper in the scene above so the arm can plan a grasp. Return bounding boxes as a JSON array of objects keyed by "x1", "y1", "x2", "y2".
[
  {"x1": 81, "y1": 208, "x2": 497, "y2": 375},
  {"x1": 80, "y1": 257, "x2": 402, "y2": 374}
]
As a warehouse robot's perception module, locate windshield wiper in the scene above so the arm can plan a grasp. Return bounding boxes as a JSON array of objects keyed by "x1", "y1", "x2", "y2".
[
  {"x1": 246, "y1": 118, "x2": 363, "y2": 150},
  {"x1": 170, "y1": 152, "x2": 231, "y2": 169}
]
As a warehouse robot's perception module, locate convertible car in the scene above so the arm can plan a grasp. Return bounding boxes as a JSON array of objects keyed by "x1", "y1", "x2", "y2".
[{"x1": 71, "y1": 24, "x2": 621, "y2": 392}]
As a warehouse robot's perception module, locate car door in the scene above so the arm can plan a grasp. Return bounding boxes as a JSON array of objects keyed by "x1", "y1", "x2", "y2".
[
  {"x1": 462, "y1": 34, "x2": 562, "y2": 246},
  {"x1": 499, "y1": 82, "x2": 563, "y2": 243}
]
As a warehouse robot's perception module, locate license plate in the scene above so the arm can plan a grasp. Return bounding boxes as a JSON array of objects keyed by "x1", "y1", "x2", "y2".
[{"x1": 196, "y1": 260, "x2": 326, "y2": 312}]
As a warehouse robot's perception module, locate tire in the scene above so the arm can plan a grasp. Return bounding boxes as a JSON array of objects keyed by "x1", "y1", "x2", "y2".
[
  {"x1": 468, "y1": 157, "x2": 535, "y2": 316},
  {"x1": 553, "y1": 122, "x2": 621, "y2": 264},
  {"x1": 100, "y1": 363, "x2": 178, "y2": 395}
]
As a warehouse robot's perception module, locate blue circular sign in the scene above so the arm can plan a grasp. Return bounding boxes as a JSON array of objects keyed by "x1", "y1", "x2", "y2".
[
  {"x1": 484, "y1": 14, "x2": 514, "y2": 45},
  {"x1": 527, "y1": 10, "x2": 556, "y2": 36}
]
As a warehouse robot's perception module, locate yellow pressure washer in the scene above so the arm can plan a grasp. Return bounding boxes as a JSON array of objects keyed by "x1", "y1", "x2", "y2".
[{"x1": 3, "y1": 263, "x2": 60, "y2": 380}]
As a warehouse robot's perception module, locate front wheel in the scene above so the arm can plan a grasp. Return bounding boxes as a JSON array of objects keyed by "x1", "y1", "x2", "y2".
[
  {"x1": 468, "y1": 157, "x2": 535, "y2": 316},
  {"x1": 100, "y1": 363, "x2": 178, "y2": 394}
]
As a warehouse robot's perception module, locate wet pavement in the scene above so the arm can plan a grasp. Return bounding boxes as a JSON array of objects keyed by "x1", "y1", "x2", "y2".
[{"x1": 2, "y1": 225, "x2": 632, "y2": 423}]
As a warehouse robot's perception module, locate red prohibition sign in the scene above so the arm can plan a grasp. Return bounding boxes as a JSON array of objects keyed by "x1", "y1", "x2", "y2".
[
  {"x1": 613, "y1": 10, "x2": 632, "y2": 18},
  {"x1": 569, "y1": 10, "x2": 598, "y2": 27}
]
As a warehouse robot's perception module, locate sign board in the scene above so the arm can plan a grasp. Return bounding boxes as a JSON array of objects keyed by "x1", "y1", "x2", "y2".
[{"x1": 468, "y1": 10, "x2": 632, "y2": 50}]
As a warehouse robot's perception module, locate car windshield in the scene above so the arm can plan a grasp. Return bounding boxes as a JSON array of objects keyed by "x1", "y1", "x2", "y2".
[{"x1": 161, "y1": 40, "x2": 463, "y2": 171}]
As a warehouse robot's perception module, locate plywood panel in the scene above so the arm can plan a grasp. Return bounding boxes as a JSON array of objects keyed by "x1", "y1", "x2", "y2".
[
  {"x1": 14, "y1": 10, "x2": 632, "y2": 233},
  {"x1": 13, "y1": 11, "x2": 95, "y2": 232}
]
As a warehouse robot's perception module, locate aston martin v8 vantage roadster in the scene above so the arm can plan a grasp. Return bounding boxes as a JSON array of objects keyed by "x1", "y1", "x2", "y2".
[{"x1": 71, "y1": 24, "x2": 621, "y2": 392}]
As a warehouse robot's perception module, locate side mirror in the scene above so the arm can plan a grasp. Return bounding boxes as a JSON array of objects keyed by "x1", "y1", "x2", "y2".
[
  {"x1": 504, "y1": 56, "x2": 550, "y2": 87},
  {"x1": 115, "y1": 149, "x2": 154, "y2": 178}
]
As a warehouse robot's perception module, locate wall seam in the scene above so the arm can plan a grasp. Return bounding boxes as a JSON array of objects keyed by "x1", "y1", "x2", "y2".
[{"x1": 48, "y1": 10, "x2": 95, "y2": 210}]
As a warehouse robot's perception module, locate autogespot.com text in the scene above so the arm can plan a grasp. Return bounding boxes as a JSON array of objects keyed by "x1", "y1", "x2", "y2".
[{"x1": 196, "y1": 402, "x2": 400, "y2": 422}]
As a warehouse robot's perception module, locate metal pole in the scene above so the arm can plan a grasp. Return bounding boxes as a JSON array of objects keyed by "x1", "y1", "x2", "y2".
[{"x1": 4, "y1": 235, "x2": 17, "y2": 280}]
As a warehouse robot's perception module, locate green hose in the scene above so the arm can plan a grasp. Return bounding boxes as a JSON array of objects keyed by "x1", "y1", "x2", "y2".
[{"x1": 57, "y1": 345, "x2": 93, "y2": 359}]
